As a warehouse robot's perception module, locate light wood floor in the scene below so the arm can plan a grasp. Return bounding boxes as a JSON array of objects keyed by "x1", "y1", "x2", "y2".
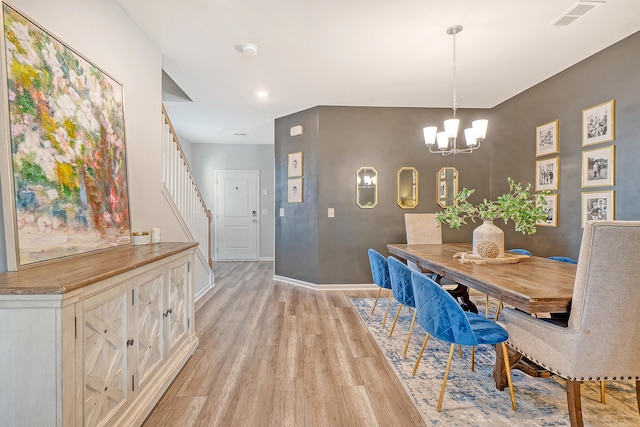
[{"x1": 142, "y1": 261, "x2": 425, "y2": 426}]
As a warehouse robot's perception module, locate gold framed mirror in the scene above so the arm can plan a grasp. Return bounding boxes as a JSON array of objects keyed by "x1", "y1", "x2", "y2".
[
  {"x1": 356, "y1": 167, "x2": 377, "y2": 208},
  {"x1": 437, "y1": 167, "x2": 459, "y2": 208},
  {"x1": 397, "y1": 167, "x2": 418, "y2": 209}
]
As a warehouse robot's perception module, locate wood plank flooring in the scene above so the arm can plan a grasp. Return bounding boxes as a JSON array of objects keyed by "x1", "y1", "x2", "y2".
[{"x1": 142, "y1": 261, "x2": 425, "y2": 426}]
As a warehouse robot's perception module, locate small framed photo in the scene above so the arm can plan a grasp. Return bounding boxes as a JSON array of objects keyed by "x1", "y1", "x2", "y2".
[
  {"x1": 288, "y1": 152, "x2": 303, "y2": 177},
  {"x1": 582, "y1": 100, "x2": 615, "y2": 146},
  {"x1": 582, "y1": 145, "x2": 615, "y2": 188},
  {"x1": 536, "y1": 120, "x2": 559, "y2": 157},
  {"x1": 537, "y1": 194, "x2": 558, "y2": 227},
  {"x1": 581, "y1": 190, "x2": 614, "y2": 228},
  {"x1": 535, "y1": 157, "x2": 559, "y2": 191},
  {"x1": 288, "y1": 178, "x2": 303, "y2": 203}
]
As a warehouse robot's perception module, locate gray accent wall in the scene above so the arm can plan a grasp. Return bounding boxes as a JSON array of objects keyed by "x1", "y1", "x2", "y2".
[
  {"x1": 275, "y1": 30, "x2": 640, "y2": 285},
  {"x1": 492, "y1": 30, "x2": 640, "y2": 259},
  {"x1": 276, "y1": 106, "x2": 494, "y2": 284},
  {"x1": 190, "y1": 143, "x2": 275, "y2": 260}
]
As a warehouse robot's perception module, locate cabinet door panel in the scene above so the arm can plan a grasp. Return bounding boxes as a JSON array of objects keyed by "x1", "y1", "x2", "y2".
[
  {"x1": 83, "y1": 288, "x2": 129, "y2": 427},
  {"x1": 167, "y1": 258, "x2": 189, "y2": 354},
  {"x1": 135, "y1": 271, "x2": 165, "y2": 389}
]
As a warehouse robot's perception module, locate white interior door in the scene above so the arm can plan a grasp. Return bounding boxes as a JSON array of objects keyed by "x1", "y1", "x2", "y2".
[{"x1": 215, "y1": 170, "x2": 259, "y2": 260}]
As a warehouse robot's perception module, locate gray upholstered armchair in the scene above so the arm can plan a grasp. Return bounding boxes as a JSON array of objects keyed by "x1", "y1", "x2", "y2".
[{"x1": 498, "y1": 220, "x2": 640, "y2": 426}]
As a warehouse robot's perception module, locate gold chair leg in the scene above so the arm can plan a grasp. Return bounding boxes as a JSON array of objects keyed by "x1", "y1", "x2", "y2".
[
  {"x1": 471, "y1": 346, "x2": 475, "y2": 372},
  {"x1": 403, "y1": 309, "x2": 417, "y2": 358},
  {"x1": 389, "y1": 303, "x2": 403, "y2": 337},
  {"x1": 371, "y1": 287, "x2": 383, "y2": 314},
  {"x1": 600, "y1": 381, "x2": 606, "y2": 404},
  {"x1": 495, "y1": 301, "x2": 503, "y2": 321},
  {"x1": 437, "y1": 344, "x2": 456, "y2": 412},
  {"x1": 501, "y1": 342, "x2": 517, "y2": 411},
  {"x1": 381, "y1": 291, "x2": 392, "y2": 328},
  {"x1": 458, "y1": 344, "x2": 462, "y2": 358},
  {"x1": 485, "y1": 294, "x2": 490, "y2": 318},
  {"x1": 412, "y1": 333, "x2": 430, "y2": 375}
]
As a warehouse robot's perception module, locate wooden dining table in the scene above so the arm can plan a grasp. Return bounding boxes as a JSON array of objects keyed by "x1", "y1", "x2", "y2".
[
  {"x1": 387, "y1": 243, "x2": 578, "y2": 390},
  {"x1": 387, "y1": 243, "x2": 576, "y2": 314}
]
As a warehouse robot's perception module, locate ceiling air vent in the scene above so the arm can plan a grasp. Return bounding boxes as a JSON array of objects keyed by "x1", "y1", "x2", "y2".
[{"x1": 549, "y1": 1, "x2": 605, "y2": 28}]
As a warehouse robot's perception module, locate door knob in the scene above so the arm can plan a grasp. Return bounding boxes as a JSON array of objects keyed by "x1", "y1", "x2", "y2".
[{"x1": 252, "y1": 210, "x2": 257, "y2": 217}]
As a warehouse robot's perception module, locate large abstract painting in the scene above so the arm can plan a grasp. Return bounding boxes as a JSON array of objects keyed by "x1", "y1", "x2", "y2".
[{"x1": 2, "y1": 4, "x2": 130, "y2": 266}]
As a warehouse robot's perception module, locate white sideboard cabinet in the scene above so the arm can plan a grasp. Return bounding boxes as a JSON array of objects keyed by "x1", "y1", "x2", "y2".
[{"x1": 0, "y1": 242, "x2": 199, "y2": 427}]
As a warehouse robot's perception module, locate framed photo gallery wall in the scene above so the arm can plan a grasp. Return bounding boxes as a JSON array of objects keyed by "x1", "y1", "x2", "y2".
[
  {"x1": 581, "y1": 100, "x2": 616, "y2": 227},
  {"x1": 287, "y1": 152, "x2": 303, "y2": 202},
  {"x1": 534, "y1": 119, "x2": 560, "y2": 226}
]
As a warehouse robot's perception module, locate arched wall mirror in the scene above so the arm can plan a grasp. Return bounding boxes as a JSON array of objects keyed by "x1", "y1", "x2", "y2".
[
  {"x1": 397, "y1": 167, "x2": 418, "y2": 209},
  {"x1": 356, "y1": 167, "x2": 377, "y2": 208},
  {"x1": 437, "y1": 167, "x2": 459, "y2": 208}
]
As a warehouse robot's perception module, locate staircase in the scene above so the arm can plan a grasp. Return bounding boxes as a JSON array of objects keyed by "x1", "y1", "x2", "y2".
[{"x1": 161, "y1": 105, "x2": 214, "y2": 300}]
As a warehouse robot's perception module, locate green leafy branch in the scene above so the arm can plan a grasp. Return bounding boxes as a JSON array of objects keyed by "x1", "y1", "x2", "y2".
[{"x1": 436, "y1": 178, "x2": 550, "y2": 235}]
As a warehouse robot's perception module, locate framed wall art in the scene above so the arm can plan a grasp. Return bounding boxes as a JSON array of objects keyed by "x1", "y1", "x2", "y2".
[
  {"x1": 0, "y1": 4, "x2": 131, "y2": 267},
  {"x1": 581, "y1": 190, "x2": 614, "y2": 228},
  {"x1": 536, "y1": 194, "x2": 558, "y2": 227},
  {"x1": 535, "y1": 120, "x2": 559, "y2": 157},
  {"x1": 288, "y1": 178, "x2": 303, "y2": 203},
  {"x1": 535, "y1": 157, "x2": 559, "y2": 191},
  {"x1": 288, "y1": 151, "x2": 303, "y2": 177},
  {"x1": 582, "y1": 145, "x2": 615, "y2": 188},
  {"x1": 582, "y1": 100, "x2": 615, "y2": 146}
]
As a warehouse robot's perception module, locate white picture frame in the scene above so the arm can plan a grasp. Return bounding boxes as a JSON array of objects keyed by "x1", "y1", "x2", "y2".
[
  {"x1": 535, "y1": 156, "x2": 559, "y2": 191},
  {"x1": 537, "y1": 194, "x2": 558, "y2": 227},
  {"x1": 582, "y1": 100, "x2": 615, "y2": 146},
  {"x1": 582, "y1": 145, "x2": 615, "y2": 188},
  {"x1": 288, "y1": 152, "x2": 303, "y2": 177},
  {"x1": 536, "y1": 120, "x2": 559, "y2": 157},
  {"x1": 288, "y1": 178, "x2": 303, "y2": 203},
  {"x1": 581, "y1": 190, "x2": 614, "y2": 228}
]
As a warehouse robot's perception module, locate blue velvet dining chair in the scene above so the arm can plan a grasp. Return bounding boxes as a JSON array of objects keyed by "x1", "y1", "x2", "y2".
[
  {"x1": 506, "y1": 248, "x2": 532, "y2": 256},
  {"x1": 410, "y1": 270, "x2": 517, "y2": 412},
  {"x1": 368, "y1": 249, "x2": 392, "y2": 326},
  {"x1": 387, "y1": 256, "x2": 418, "y2": 358},
  {"x1": 547, "y1": 256, "x2": 577, "y2": 264}
]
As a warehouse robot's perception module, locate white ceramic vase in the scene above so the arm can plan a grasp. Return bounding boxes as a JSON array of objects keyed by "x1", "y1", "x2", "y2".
[{"x1": 472, "y1": 220, "x2": 504, "y2": 258}]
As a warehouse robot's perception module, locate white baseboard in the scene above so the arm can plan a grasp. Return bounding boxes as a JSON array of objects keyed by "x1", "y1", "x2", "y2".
[
  {"x1": 273, "y1": 275, "x2": 377, "y2": 291},
  {"x1": 195, "y1": 282, "x2": 216, "y2": 312},
  {"x1": 259, "y1": 257, "x2": 275, "y2": 261}
]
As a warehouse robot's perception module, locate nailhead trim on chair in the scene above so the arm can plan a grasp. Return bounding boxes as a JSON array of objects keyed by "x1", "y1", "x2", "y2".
[{"x1": 508, "y1": 343, "x2": 640, "y2": 381}]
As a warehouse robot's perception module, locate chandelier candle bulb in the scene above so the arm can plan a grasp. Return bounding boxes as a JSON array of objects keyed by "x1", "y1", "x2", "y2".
[
  {"x1": 424, "y1": 126, "x2": 437, "y2": 146},
  {"x1": 464, "y1": 128, "x2": 478, "y2": 147},
  {"x1": 437, "y1": 132, "x2": 449, "y2": 149}
]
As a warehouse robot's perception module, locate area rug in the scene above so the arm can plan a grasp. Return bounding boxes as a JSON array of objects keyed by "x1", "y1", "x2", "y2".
[{"x1": 351, "y1": 297, "x2": 640, "y2": 426}]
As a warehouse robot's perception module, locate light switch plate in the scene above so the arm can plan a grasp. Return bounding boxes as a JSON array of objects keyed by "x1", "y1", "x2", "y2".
[
  {"x1": 328, "y1": 208, "x2": 335, "y2": 218},
  {"x1": 279, "y1": 208, "x2": 284, "y2": 217}
]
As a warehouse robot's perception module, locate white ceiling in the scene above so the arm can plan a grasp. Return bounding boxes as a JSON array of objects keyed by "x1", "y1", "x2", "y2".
[{"x1": 115, "y1": 0, "x2": 640, "y2": 145}]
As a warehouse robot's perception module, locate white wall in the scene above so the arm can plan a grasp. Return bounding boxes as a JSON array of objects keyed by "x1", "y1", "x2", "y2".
[
  {"x1": 0, "y1": 0, "x2": 190, "y2": 272},
  {"x1": 191, "y1": 143, "x2": 275, "y2": 260}
]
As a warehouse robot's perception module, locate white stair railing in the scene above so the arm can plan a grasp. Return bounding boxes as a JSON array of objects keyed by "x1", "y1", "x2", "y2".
[{"x1": 161, "y1": 105, "x2": 213, "y2": 269}]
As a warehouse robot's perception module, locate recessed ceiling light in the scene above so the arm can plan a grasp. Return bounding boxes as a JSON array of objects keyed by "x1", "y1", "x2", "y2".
[{"x1": 256, "y1": 90, "x2": 269, "y2": 98}]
